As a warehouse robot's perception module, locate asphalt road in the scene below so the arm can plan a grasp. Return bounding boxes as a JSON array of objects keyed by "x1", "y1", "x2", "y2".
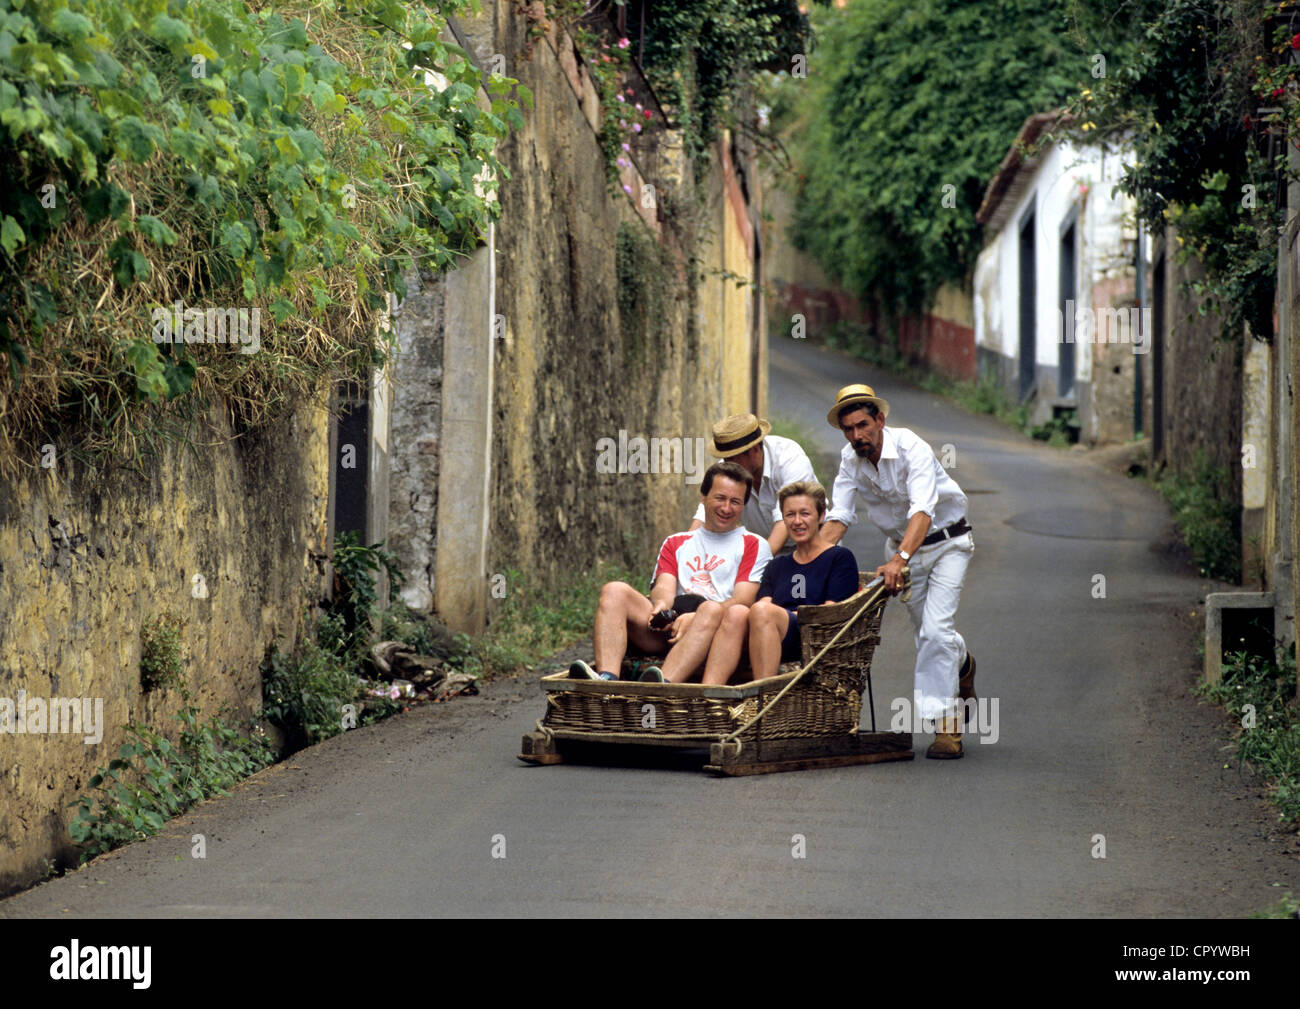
[{"x1": 4, "y1": 337, "x2": 1299, "y2": 918}]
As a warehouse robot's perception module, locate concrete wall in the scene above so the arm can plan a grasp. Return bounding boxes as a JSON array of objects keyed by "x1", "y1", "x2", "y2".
[{"x1": 0, "y1": 395, "x2": 331, "y2": 894}]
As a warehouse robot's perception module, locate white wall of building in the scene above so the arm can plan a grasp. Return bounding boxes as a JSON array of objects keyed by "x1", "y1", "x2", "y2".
[{"x1": 974, "y1": 140, "x2": 1146, "y2": 393}]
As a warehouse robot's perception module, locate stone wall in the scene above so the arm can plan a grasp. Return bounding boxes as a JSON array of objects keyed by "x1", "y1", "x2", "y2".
[
  {"x1": 1158, "y1": 232, "x2": 1242, "y2": 488},
  {"x1": 388, "y1": 271, "x2": 447, "y2": 614},
  {"x1": 479, "y1": 4, "x2": 755, "y2": 594},
  {"x1": 0, "y1": 395, "x2": 331, "y2": 894}
]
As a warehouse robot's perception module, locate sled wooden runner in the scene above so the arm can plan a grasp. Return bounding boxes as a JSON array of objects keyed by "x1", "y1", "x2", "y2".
[{"x1": 517, "y1": 571, "x2": 915, "y2": 776}]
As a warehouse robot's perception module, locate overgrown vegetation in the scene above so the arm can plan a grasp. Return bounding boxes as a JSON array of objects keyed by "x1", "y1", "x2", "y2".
[
  {"x1": 781, "y1": 0, "x2": 1131, "y2": 318},
  {"x1": 1251, "y1": 891, "x2": 1300, "y2": 918},
  {"x1": 1199, "y1": 641, "x2": 1300, "y2": 823},
  {"x1": 629, "y1": 0, "x2": 810, "y2": 168},
  {"x1": 475, "y1": 563, "x2": 638, "y2": 677},
  {"x1": 614, "y1": 220, "x2": 677, "y2": 361},
  {"x1": 68, "y1": 693, "x2": 274, "y2": 862},
  {"x1": 139, "y1": 610, "x2": 185, "y2": 691},
  {"x1": 1154, "y1": 450, "x2": 1241, "y2": 581},
  {"x1": 262, "y1": 534, "x2": 408, "y2": 749},
  {"x1": 0, "y1": 0, "x2": 528, "y2": 474},
  {"x1": 541, "y1": 0, "x2": 813, "y2": 186},
  {"x1": 1067, "y1": 0, "x2": 1284, "y2": 344}
]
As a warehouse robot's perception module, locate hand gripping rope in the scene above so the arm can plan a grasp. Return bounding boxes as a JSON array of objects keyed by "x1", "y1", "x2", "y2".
[{"x1": 715, "y1": 570, "x2": 911, "y2": 759}]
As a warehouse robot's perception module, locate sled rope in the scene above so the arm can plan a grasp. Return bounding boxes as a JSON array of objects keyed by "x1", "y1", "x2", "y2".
[{"x1": 719, "y1": 573, "x2": 908, "y2": 751}]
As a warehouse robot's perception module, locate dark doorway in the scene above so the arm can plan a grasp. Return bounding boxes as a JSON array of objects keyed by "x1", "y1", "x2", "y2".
[
  {"x1": 331, "y1": 377, "x2": 370, "y2": 539},
  {"x1": 1018, "y1": 208, "x2": 1037, "y2": 400},
  {"x1": 1058, "y1": 217, "x2": 1077, "y2": 397}
]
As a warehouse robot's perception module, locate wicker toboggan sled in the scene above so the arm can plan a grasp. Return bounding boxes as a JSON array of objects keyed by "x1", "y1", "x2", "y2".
[{"x1": 518, "y1": 571, "x2": 914, "y2": 776}]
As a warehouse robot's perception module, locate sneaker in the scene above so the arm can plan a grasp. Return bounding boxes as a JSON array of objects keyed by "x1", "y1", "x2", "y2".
[
  {"x1": 569, "y1": 660, "x2": 613, "y2": 680},
  {"x1": 638, "y1": 666, "x2": 665, "y2": 682}
]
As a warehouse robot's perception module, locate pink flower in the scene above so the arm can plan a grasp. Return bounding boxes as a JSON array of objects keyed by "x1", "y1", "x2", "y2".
[
  {"x1": 625, "y1": 87, "x2": 633, "y2": 95},
  {"x1": 388, "y1": 686, "x2": 401, "y2": 700},
  {"x1": 622, "y1": 142, "x2": 630, "y2": 151},
  {"x1": 623, "y1": 184, "x2": 632, "y2": 194},
  {"x1": 618, "y1": 37, "x2": 630, "y2": 49},
  {"x1": 643, "y1": 109, "x2": 652, "y2": 119},
  {"x1": 616, "y1": 93, "x2": 624, "y2": 102},
  {"x1": 617, "y1": 157, "x2": 628, "y2": 168},
  {"x1": 633, "y1": 123, "x2": 642, "y2": 133}
]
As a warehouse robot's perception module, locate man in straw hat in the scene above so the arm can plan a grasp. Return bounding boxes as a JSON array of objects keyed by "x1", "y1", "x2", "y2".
[
  {"x1": 818, "y1": 383, "x2": 977, "y2": 759},
  {"x1": 687, "y1": 413, "x2": 817, "y2": 556}
]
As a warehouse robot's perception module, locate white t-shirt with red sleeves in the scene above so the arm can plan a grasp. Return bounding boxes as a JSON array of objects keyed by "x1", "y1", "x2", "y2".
[{"x1": 651, "y1": 526, "x2": 772, "y2": 602}]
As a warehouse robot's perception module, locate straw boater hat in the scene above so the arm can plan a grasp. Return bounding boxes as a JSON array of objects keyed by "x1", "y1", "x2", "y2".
[
  {"x1": 826, "y1": 383, "x2": 891, "y2": 427},
  {"x1": 711, "y1": 413, "x2": 771, "y2": 458}
]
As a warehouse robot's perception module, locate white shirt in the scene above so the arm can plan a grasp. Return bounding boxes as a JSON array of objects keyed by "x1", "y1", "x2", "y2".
[
  {"x1": 825, "y1": 426, "x2": 967, "y2": 542},
  {"x1": 691, "y1": 434, "x2": 817, "y2": 538}
]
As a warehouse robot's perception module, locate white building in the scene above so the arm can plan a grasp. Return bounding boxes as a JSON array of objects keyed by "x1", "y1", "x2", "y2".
[{"x1": 974, "y1": 112, "x2": 1153, "y2": 443}]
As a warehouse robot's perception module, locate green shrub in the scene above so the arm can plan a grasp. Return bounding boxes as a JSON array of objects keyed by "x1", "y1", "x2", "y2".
[
  {"x1": 1156, "y1": 451, "x2": 1241, "y2": 581},
  {"x1": 261, "y1": 626, "x2": 362, "y2": 751},
  {"x1": 1251, "y1": 891, "x2": 1300, "y2": 919},
  {"x1": 139, "y1": 610, "x2": 186, "y2": 692},
  {"x1": 68, "y1": 700, "x2": 272, "y2": 862},
  {"x1": 1199, "y1": 641, "x2": 1300, "y2": 823},
  {"x1": 331, "y1": 531, "x2": 403, "y2": 664}
]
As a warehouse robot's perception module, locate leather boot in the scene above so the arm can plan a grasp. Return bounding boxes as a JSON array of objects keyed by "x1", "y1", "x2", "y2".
[
  {"x1": 926, "y1": 714, "x2": 963, "y2": 759},
  {"x1": 958, "y1": 651, "x2": 977, "y2": 725}
]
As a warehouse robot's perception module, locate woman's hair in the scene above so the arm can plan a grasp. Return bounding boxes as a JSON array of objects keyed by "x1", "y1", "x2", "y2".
[{"x1": 778, "y1": 480, "x2": 827, "y2": 517}]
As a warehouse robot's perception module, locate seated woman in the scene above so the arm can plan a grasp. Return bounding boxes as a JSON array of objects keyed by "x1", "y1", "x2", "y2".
[{"x1": 703, "y1": 480, "x2": 859, "y2": 684}]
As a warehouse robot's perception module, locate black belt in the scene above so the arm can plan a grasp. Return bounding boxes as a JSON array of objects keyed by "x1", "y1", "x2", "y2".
[{"x1": 920, "y1": 518, "x2": 971, "y2": 546}]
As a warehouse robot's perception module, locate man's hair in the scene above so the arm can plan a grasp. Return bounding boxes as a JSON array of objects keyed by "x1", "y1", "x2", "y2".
[
  {"x1": 778, "y1": 480, "x2": 827, "y2": 517},
  {"x1": 837, "y1": 400, "x2": 879, "y2": 426},
  {"x1": 701, "y1": 460, "x2": 753, "y2": 504}
]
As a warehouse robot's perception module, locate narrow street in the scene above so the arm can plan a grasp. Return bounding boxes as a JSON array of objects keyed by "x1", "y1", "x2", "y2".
[{"x1": 4, "y1": 337, "x2": 1296, "y2": 918}]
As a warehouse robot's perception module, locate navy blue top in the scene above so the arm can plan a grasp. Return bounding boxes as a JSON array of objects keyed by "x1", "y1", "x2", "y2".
[{"x1": 757, "y1": 545, "x2": 859, "y2": 610}]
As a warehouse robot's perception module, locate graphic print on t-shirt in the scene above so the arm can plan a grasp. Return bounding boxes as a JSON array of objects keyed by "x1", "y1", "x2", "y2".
[
  {"x1": 652, "y1": 528, "x2": 770, "y2": 602},
  {"x1": 685, "y1": 553, "x2": 726, "y2": 598}
]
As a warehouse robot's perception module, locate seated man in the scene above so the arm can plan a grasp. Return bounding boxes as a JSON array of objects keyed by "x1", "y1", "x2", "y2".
[
  {"x1": 570, "y1": 461, "x2": 773, "y2": 683},
  {"x1": 705, "y1": 480, "x2": 859, "y2": 684}
]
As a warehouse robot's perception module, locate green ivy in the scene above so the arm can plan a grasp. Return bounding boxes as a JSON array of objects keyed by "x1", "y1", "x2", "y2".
[
  {"x1": 0, "y1": 0, "x2": 529, "y2": 464},
  {"x1": 544, "y1": 1, "x2": 809, "y2": 187},
  {"x1": 1070, "y1": 0, "x2": 1281, "y2": 343},
  {"x1": 786, "y1": 0, "x2": 1134, "y2": 317},
  {"x1": 1155, "y1": 449, "x2": 1242, "y2": 581}
]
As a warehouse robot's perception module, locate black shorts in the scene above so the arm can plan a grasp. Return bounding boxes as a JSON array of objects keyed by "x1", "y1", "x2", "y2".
[{"x1": 780, "y1": 610, "x2": 801, "y2": 663}]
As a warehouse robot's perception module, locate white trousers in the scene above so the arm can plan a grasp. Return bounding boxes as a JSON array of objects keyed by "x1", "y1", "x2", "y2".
[{"x1": 884, "y1": 530, "x2": 973, "y2": 721}]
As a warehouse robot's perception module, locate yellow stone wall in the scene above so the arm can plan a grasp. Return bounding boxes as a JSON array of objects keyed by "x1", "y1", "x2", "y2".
[{"x1": 0, "y1": 393, "x2": 332, "y2": 894}]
